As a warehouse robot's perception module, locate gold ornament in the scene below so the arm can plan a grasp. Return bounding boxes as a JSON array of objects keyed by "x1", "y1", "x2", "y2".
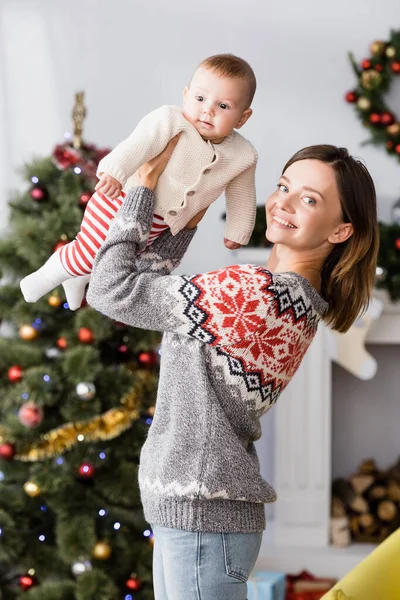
[
  {"x1": 72, "y1": 91, "x2": 86, "y2": 150},
  {"x1": 14, "y1": 370, "x2": 154, "y2": 462},
  {"x1": 92, "y1": 541, "x2": 112, "y2": 560},
  {"x1": 23, "y1": 481, "x2": 41, "y2": 497},
  {"x1": 386, "y1": 46, "x2": 396, "y2": 58},
  {"x1": 387, "y1": 123, "x2": 400, "y2": 136},
  {"x1": 361, "y1": 69, "x2": 382, "y2": 91},
  {"x1": 48, "y1": 294, "x2": 62, "y2": 308},
  {"x1": 370, "y1": 40, "x2": 385, "y2": 55},
  {"x1": 19, "y1": 325, "x2": 39, "y2": 341},
  {"x1": 357, "y1": 97, "x2": 371, "y2": 111}
]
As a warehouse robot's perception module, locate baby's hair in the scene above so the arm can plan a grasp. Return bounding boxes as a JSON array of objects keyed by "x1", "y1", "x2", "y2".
[{"x1": 197, "y1": 54, "x2": 256, "y2": 107}]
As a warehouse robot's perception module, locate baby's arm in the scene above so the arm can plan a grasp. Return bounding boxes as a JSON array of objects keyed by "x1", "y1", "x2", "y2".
[
  {"x1": 224, "y1": 162, "x2": 257, "y2": 248},
  {"x1": 96, "y1": 106, "x2": 183, "y2": 196}
]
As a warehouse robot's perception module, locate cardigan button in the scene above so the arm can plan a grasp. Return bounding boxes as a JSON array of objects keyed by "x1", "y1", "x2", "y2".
[
  {"x1": 187, "y1": 190, "x2": 195, "y2": 196},
  {"x1": 169, "y1": 210, "x2": 177, "y2": 216},
  {"x1": 203, "y1": 169, "x2": 211, "y2": 174}
]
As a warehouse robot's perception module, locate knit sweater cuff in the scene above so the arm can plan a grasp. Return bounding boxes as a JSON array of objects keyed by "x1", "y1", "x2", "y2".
[
  {"x1": 97, "y1": 163, "x2": 129, "y2": 188},
  {"x1": 119, "y1": 186, "x2": 196, "y2": 259}
]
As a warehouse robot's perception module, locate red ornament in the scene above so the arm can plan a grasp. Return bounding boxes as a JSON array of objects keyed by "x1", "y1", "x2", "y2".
[
  {"x1": 53, "y1": 144, "x2": 80, "y2": 169},
  {"x1": 369, "y1": 113, "x2": 381, "y2": 125},
  {"x1": 78, "y1": 463, "x2": 95, "y2": 478},
  {"x1": 53, "y1": 239, "x2": 69, "y2": 253},
  {"x1": 137, "y1": 351, "x2": 158, "y2": 368},
  {"x1": 387, "y1": 141, "x2": 394, "y2": 150},
  {"x1": 18, "y1": 402, "x2": 44, "y2": 428},
  {"x1": 395, "y1": 239, "x2": 400, "y2": 250},
  {"x1": 19, "y1": 574, "x2": 39, "y2": 591},
  {"x1": 381, "y1": 112, "x2": 395, "y2": 126},
  {"x1": 361, "y1": 59, "x2": 372, "y2": 70},
  {"x1": 126, "y1": 577, "x2": 142, "y2": 591},
  {"x1": 395, "y1": 144, "x2": 400, "y2": 154},
  {"x1": 56, "y1": 337, "x2": 68, "y2": 350},
  {"x1": 30, "y1": 184, "x2": 48, "y2": 202},
  {"x1": 8, "y1": 365, "x2": 23, "y2": 383},
  {"x1": 0, "y1": 442, "x2": 16, "y2": 461},
  {"x1": 118, "y1": 345, "x2": 128, "y2": 353},
  {"x1": 345, "y1": 91, "x2": 358, "y2": 103},
  {"x1": 391, "y1": 61, "x2": 400, "y2": 73},
  {"x1": 375, "y1": 64, "x2": 384, "y2": 72},
  {"x1": 79, "y1": 190, "x2": 93, "y2": 207},
  {"x1": 78, "y1": 327, "x2": 94, "y2": 343}
]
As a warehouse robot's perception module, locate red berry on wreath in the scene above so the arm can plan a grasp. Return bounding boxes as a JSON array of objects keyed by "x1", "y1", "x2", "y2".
[
  {"x1": 78, "y1": 327, "x2": 95, "y2": 343},
  {"x1": 8, "y1": 365, "x2": 24, "y2": 383},
  {"x1": 391, "y1": 61, "x2": 400, "y2": 73},
  {"x1": 381, "y1": 112, "x2": 394, "y2": 126},
  {"x1": 375, "y1": 64, "x2": 383, "y2": 73},
  {"x1": 369, "y1": 113, "x2": 381, "y2": 125},
  {"x1": 0, "y1": 442, "x2": 16, "y2": 461},
  {"x1": 361, "y1": 59, "x2": 372, "y2": 70},
  {"x1": 345, "y1": 91, "x2": 358, "y2": 103}
]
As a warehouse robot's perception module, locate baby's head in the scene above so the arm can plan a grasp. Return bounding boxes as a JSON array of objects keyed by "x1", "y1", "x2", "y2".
[{"x1": 183, "y1": 54, "x2": 256, "y2": 144}]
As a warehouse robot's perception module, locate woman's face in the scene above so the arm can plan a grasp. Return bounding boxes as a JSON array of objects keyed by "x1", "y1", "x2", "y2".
[{"x1": 265, "y1": 159, "x2": 351, "y2": 251}]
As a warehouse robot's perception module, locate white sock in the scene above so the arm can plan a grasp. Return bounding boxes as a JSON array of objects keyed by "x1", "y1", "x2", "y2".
[
  {"x1": 62, "y1": 275, "x2": 90, "y2": 311},
  {"x1": 20, "y1": 251, "x2": 70, "y2": 303}
]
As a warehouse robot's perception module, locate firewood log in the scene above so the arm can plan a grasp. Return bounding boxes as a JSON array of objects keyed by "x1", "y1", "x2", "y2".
[
  {"x1": 387, "y1": 480, "x2": 400, "y2": 502},
  {"x1": 350, "y1": 474, "x2": 374, "y2": 495},
  {"x1": 331, "y1": 497, "x2": 346, "y2": 518},
  {"x1": 368, "y1": 485, "x2": 387, "y2": 500},
  {"x1": 377, "y1": 500, "x2": 397, "y2": 522},
  {"x1": 350, "y1": 495, "x2": 369, "y2": 514},
  {"x1": 332, "y1": 478, "x2": 355, "y2": 505},
  {"x1": 359, "y1": 459, "x2": 379, "y2": 475}
]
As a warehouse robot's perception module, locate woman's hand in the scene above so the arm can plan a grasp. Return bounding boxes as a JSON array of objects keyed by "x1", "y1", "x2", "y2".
[{"x1": 135, "y1": 133, "x2": 181, "y2": 191}]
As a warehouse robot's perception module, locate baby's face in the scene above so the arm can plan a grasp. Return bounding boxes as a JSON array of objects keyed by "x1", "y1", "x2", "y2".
[{"x1": 183, "y1": 67, "x2": 252, "y2": 143}]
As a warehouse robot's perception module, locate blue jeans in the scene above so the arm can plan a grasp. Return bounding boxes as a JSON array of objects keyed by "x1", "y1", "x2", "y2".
[{"x1": 151, "y1": 524, "x2": 263, "y2": 600}]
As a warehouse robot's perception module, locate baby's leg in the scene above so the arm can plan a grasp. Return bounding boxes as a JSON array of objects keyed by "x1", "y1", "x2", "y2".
[
  {"x1": 145, "y1": 213, "x2": 170, "y2": 248},
  {"x1": 20, "y1": 191, "x2": 125, "y2": 303}
]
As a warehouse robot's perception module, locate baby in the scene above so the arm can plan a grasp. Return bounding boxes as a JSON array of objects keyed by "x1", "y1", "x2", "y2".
[{"x1": 20, "y1": 54, "x2": 258, "y2": 310}]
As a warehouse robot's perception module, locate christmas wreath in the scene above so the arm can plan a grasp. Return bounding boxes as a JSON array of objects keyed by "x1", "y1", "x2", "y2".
[
  {"x1": 345, "y1": 31, "x2": 400, "y2": 159},
  {"x1": 344, "y1": 31, "x2": 400, "y2": 301}
]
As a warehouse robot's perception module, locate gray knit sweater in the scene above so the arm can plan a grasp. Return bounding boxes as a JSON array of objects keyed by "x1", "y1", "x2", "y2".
[{"x1": 87, "y1": 186, "x2": 328, "y2": 533}]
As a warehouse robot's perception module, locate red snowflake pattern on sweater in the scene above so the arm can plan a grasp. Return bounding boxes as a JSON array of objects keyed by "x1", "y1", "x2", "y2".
[{"x1": 179, "y1": 265, "x2": 321, "y2": 408}]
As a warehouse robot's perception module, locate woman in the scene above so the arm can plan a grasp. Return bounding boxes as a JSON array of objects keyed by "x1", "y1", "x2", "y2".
[{"x1": 87, "y1": 140, "x2": 378, "y2": 600}]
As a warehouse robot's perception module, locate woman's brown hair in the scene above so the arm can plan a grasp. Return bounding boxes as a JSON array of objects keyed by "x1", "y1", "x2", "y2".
[{"x1": 283, "y1": 145, "x2": 379, "y2": 333}]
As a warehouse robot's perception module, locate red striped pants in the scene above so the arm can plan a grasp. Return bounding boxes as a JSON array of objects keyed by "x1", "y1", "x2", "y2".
[{"x1": 58, "y1": 190, "x2": 169, "y2": 276}]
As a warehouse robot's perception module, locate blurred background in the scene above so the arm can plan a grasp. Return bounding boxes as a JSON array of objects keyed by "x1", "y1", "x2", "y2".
[{"x1": 1, "y1": 0, "x2": 400, "y2": 597}]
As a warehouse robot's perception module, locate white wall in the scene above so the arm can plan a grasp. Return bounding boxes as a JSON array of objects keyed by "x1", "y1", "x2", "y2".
[{"x1": 1, "y1": 0, "x2": 400, "y2": 518}]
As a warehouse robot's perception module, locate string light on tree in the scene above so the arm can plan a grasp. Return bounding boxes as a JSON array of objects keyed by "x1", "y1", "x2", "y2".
[
  {"x1": 78, "y1": 462, "x2": 95, "y2": 479},
  {"x1": 126, "y1": 575, "x2": 142, "y2": 591},
  {"x1": 48, "y1": 294, "x2": 62, "y2": 308},
  {"x1": 56, "y1": 337, "x2": 68, "y2": 350},
  {"x1": 72, "y1": 559, "x2": 92, "y2": 576}
]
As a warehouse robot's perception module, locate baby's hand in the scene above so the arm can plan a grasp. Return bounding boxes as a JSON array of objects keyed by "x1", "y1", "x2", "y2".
[
  {"x1": 95, "y1": 174, "x2": 122, "y2": 199},
  {"x1": 224, "y1": 238, "x2": 242, "y2": 250}
]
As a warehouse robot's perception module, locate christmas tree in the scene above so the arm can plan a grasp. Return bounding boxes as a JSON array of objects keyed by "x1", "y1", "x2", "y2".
[{"x1": 0, "y1": 93, "x2": 159, "y2": 599}]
